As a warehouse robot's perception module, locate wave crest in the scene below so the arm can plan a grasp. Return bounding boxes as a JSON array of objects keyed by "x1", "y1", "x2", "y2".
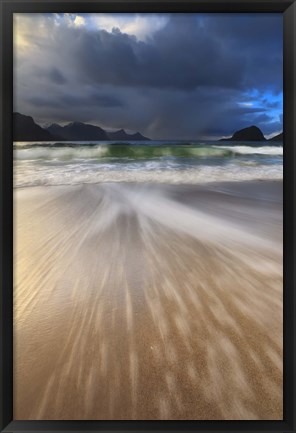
[{"x1": 13, "y1": 143, "x2": 282, "y2": 161}]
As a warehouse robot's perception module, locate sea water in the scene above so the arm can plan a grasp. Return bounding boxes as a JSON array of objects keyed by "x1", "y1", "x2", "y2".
[{"x1": 13, "y1": 140, "x2": 283, "y2": 187}]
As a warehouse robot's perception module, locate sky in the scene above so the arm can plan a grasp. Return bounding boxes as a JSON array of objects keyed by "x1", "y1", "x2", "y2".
[{"x1": 13, "y1": 13, "x2": 283, "y2": 140}]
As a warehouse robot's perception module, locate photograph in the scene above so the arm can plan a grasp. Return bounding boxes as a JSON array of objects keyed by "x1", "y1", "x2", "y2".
[{"x1": 13, "y1": 12, "x2": 283, "y2": 421}]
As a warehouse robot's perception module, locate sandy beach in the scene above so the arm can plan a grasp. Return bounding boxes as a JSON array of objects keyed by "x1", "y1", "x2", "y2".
[{"x1": 13, "y1": 180, "x2": 283, "y2": 420}]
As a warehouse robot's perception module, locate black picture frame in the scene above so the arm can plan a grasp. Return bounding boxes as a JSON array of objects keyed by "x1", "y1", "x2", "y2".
[{"x1": 0, "y1": 0, "x2": 295, "y2": 432}]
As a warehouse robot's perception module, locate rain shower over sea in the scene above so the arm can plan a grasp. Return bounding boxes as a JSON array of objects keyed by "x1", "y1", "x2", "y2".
[{"x1": 14, "y1": 140, "x2": 283, "y2": 187}]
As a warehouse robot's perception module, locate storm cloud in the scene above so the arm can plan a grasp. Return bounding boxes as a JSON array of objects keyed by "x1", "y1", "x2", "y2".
[{"x1": 13, "y1": 13, "x2": 283, "y2": 139}]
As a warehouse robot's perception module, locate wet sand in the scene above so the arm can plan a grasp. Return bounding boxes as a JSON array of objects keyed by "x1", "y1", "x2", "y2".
[{"x1": 14, "y1": 181, "x2": 283, "y2": 420}]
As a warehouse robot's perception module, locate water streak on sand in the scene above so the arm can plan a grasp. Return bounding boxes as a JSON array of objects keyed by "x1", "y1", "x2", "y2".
[{"x1": 14, "y1": 182, "x2": 283, "y2": 420}]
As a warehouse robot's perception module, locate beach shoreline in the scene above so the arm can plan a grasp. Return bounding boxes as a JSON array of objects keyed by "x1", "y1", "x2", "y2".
[{"x1": 14, "y1": 180, "x2": 283, "y2": 420}]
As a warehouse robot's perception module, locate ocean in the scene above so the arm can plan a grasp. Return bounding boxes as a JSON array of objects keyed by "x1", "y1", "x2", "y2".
[{"x1": 13, "y1": 140, "x2": 283, "y2": 187}]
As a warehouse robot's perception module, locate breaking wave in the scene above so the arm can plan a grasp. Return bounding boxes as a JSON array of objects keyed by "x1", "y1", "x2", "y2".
[{"x1": 14, "y1": 143, "x2": 283, "y2": 161}]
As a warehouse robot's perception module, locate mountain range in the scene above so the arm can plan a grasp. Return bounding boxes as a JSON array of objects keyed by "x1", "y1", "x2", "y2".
[
  {"x1": 13, "y1": 113, "x2": 150, "y2": 142},
  {"x1": 13, "y1": 113, "x2": 283, "y2": 143}
]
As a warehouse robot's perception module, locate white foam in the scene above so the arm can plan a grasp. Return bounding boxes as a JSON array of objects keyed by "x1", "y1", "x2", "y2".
[
  {"x1": 216, "y1": 146, "x2": 283, "y2": 156},
  {"x1": 14, "y1": 163, "x2": 283, "y2": 188},
  {"x1": 110, "y1": 183, "x2": 280, "y2": 253}
]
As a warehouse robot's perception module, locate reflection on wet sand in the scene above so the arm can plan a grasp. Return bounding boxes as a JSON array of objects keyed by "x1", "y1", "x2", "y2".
[{"x1": 14, "y1": 181, "x2": 282, "y2": 420}]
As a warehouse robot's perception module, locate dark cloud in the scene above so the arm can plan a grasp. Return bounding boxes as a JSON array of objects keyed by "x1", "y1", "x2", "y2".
[
  {"x1": 51, "y1": 18, "x2": 244, "y2": 91},
  {"x1": 27, "y1": 96, "x2": 63, "y2": 108},
  {"x1": 59, "y1": 92, "x2": 123, "y2": 108},
  {"x1": 90, "y1": 92, "x2": 124, "y2": 108},
  {"x1": 14, "y1": 13, "x2": 283, "y2": 139},
  {"x1": 48, "y1": 67, "x2": 67, "y2": 85}
]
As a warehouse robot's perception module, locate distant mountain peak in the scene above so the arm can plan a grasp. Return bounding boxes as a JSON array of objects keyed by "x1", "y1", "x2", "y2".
[
  {"x1": 66, "y1": 121, "x2": 84, "y2": 127},
  {"x1": 13, "y1": 112, "x2": 56, "y2": 142},
  {"x1": 107, "y1": 128, "x2": 150, "y2": 141},
  {"x1": 48, "y1": 120, "x2": 108, "y2": 141},
  {"x1": 220, "y1": 125, "x2": 266, "y2": 142}
]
